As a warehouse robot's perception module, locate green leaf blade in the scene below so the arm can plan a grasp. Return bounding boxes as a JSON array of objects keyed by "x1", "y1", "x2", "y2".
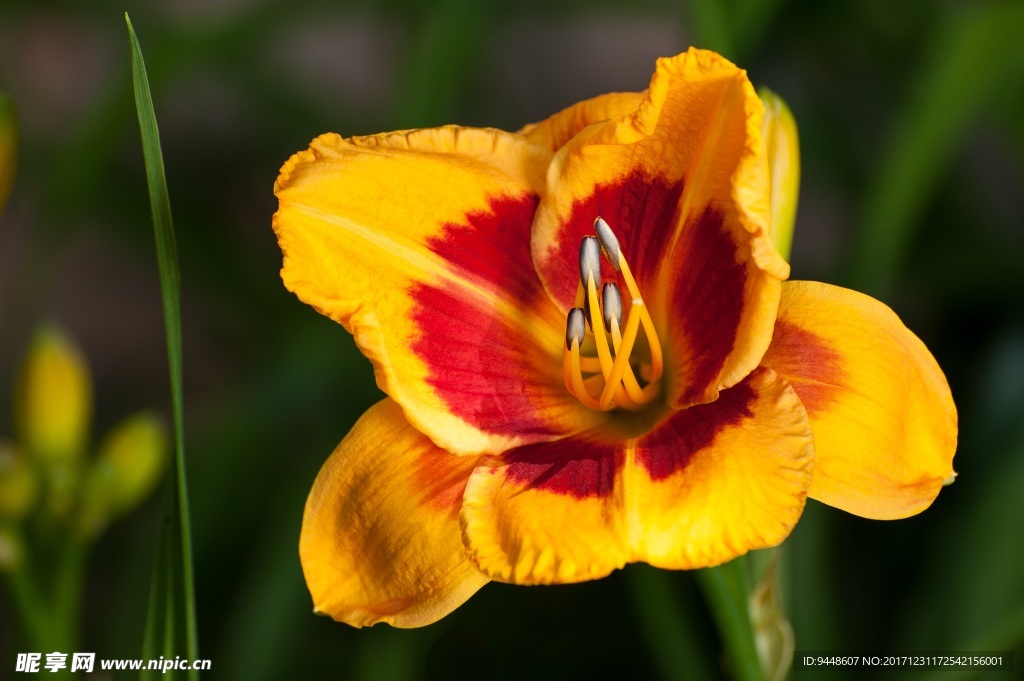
[{"x1": 126, "y1": 13, "x2": 199, "y2": 681}]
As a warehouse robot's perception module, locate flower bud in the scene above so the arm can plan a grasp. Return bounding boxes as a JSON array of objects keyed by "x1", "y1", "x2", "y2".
[
  {"x1": 77, "y1": 412, "x2": 167, "y2": 538},
  {"x1": 0, "y1": 442, "x2": 38, "y2": 520},
  {"x1": 749, "y1": 550, "x2": 794, "y2": 681},
  {"x1": 0, "y1": 93, "x2": 15, "y2": 216},
  {"x1": 0, "y1": 524, "x2": 25, "y2": 571},
  {"x1": 15, "y1": 324, "x2": 93, "y2": 464},
  {"x1": 758, "y1": 87, "x2": 800, "y2": 261}
]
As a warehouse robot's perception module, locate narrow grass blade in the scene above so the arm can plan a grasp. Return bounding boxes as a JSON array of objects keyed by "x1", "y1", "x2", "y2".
[{"x1": 126, "y1": 13, "x2": 199, "y2": 679}]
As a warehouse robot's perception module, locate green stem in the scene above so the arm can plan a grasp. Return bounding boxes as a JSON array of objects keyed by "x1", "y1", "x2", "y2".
[
  {"x1": 697, "y1": 557, "x2": 765, "y2": 681},
  {"x1": 4, "y1": 539, "x2": 50, "y2": 650},
  {"x1": 626, "y1": 564, "x2": 716, "y2": 681},
  {"x1": 53, "y1": 537, "x2": 88, "y2": 653}
]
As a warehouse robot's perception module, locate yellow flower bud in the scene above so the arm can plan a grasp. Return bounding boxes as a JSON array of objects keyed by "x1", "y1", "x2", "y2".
[
  {"x1": 0, "y1": 524, "x2": 25, "y2": 571},
  {"x1": 0, "y1": 93, "x2": 16, "y2": 216},
  {"x1": 0, "y1": 442, "x2": 38, "y2": 520},
  {"x1": 15, "y1": 324, "x2": 93, "y2": 464},
  {"x1": 77, "y1": 412, "x2": 167, "y2": 538},
  {"x1": 758, "y1": 87, "x2": 800, "y2": 261}
]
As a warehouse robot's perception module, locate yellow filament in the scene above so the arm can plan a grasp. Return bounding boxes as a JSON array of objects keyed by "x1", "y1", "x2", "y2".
[
  {"x1": 604, "y1": 318, "x2": 641, "y2": 409},
  {"x1": 562, "y1": 225, "x2": 667, "y2": 411},
  {"x1": 586, "y1": 273, "x2": 615, "y2": 378},
  {"x1": 617, "y1": 257, "x2": 664, "y2": 383},
  {"x1": 600, "y1": 303, "x2": 661, "y2": 409},
  {"x1": 599, "y1": 304, "x2": 642, "y2": 408},
  {"x1": 588, "y1": 275, "x2": 644, "y2": 409},
  {"x1": 568, "y1": 341, "x2": 603, "y2": 410},
  {"x1": 609, "y1": 317, "x2": 623, "y2": 351},
  {"x1": 563, "y1": 345, "x2": 576, "y2": 397}
]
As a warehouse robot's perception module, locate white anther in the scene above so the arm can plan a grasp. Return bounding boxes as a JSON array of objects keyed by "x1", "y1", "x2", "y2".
[
  {"x1": 594, "y1": 217, "x2": 621, "y2": 271},
  {"x1": 566, "y1": 308, "x2": 586, "y2": 349}
]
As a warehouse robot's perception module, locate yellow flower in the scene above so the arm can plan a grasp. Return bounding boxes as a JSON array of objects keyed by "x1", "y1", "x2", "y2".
[
  {"x1": 15, "y1": 325, "x2": 92, "y2": 464},
  {"x1": 77, "y1": 412, "x2": 168, "y2": 538},
  {"x1": 274, "y1": 49, "x2": 957, "y2": 628}
]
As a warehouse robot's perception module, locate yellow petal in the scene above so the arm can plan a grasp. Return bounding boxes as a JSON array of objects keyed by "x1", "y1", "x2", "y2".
[
  {"x1": 631, "y1": 367, "x2": 812, "y2": 569},
  {"x1": 275, "y1": 127, "x2": 601, "y2": 455},
  {"x1": 761, "y1": 281, "x2": 958, "y2": 519},
  {"x1": 300, "y1": 399, "x2": 488, "y2": 628},
  {"x1": 461, "y1": 367, "x2": 813, "y2": 583},
  {"x1": 461, "y1": 438, "x2": 631, "y2": 585},
  {"x1": 517, "y1": 91, "x2": 646, "y2": 152},
  {"x1": 530, "y1": 48, "x2": 788, "y2": 410}
]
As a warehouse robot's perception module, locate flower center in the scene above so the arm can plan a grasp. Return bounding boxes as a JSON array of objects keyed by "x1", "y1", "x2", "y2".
[{"x1": 563, "y1": 217, "x2": 664, "y2": 411}]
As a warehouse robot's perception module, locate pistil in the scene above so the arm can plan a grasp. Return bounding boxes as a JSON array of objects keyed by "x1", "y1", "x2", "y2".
[{"x1": 563, "y1": 217, "x2": 665, "y2": 411}]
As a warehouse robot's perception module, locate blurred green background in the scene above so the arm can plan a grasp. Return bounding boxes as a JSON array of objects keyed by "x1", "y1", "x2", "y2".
[{"x1": 2, "y1": 0, "x2": 1023, "y2": 679}]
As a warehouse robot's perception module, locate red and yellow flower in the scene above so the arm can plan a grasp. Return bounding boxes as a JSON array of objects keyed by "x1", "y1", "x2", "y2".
[{"x1": 273, "y1": 48, "x2": 957, "y2": 628}]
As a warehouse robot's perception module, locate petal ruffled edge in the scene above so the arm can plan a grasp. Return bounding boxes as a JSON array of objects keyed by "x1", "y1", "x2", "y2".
[
  {"x1": 516, "y1": 91, "x2": 646, "y2": 152},
  {"x1": 529, "y1": 48, "x2": 788, "y2": 410},
  {"x1": 275, "y1": 127, "x2": 601, "y2": 456},
  {"x1": 300, "y1": 399, "x2": 487, "y2": 627},
  {"x1": 460, "y1": 367, "x2": 814, "y2": 583},
  {"x1": 761, "y1": 281, "x2": 958, "y2": 519}
]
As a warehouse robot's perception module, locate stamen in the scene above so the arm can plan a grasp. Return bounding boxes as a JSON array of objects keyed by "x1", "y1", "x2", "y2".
[
  {"x1": 563, "y1": 308, "x2": 586, "y2": 397},
  {"x1": 562, "y1": 217, "x2": 667, "y2": 412},
  {"x1": 602, "y1": 282, "x2": 622, "y2": 330},
  {"x1": 585, "y1": 263, "x2": 615, "y2": 377},
  {"x1": 565, "y1": 307, "x2": 586, "y2": 350},
  {"x1": 568, "y1": 340, "x2": 603, "y2": 410},
  {"x1": 594, "y1": 217, "x2": 621, "y2": 271},
  {"x1": 599, "y1": 301, "x2": 643, "y2": 408},
  {"x1": 615, "y1": 302, "x2": 662, "y2": 405},
  {"x1": 579, "y1": 235, "x2": 601, "y2": 287},
  {"x1": 597, "y1": 221, "x2": 664, "y2": 385}
]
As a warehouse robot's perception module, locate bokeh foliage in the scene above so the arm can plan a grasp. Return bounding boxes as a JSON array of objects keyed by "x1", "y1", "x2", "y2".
[{"x1": 1, "y1": 0, "x2": 1023, "y2": 679}]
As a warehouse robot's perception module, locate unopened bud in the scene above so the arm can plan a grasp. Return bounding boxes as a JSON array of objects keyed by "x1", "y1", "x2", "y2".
[
  {"x1": 77, "y1": 412, "x2": 167, "y2": 538},
  {"x1": 749, "y1": 549, "x2": 795, "y2": 681},
  {"x1": 0, "y1": 442, "x2": 38, "y2": 520},
  {"x1": 15, "y1": 324, "x2": 92, "y2": 464},
  {"x1": 758, "y1": 87, "x2": 800, "y2": 261}
]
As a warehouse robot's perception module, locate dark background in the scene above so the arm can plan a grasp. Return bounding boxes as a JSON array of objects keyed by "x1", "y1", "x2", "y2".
[{"x1": 1, "y1": 0, "x2": 1023, "y2": 679}]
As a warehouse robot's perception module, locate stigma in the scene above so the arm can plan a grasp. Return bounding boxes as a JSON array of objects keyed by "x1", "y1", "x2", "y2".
[{"x1": 563, "y1": 217, "x2": 664, "y2": 411}]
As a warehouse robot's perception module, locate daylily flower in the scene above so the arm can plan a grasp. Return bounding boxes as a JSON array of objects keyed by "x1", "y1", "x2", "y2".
[{"x1": 274, "y1": 48, "x2": 957, "y2": 628}]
